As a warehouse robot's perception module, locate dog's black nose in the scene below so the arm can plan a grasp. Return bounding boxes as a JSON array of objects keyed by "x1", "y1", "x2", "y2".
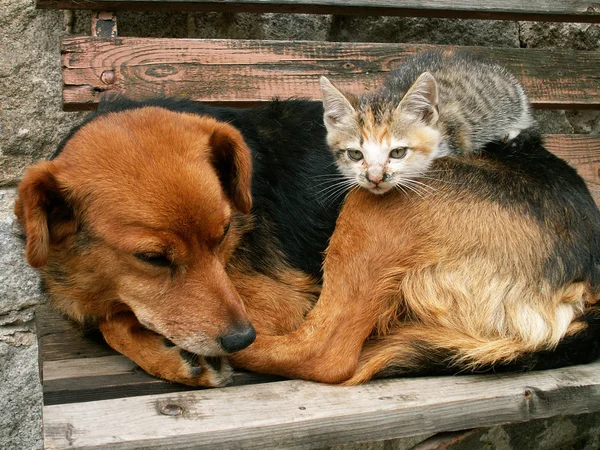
[{"x1": 220, "y1": 322, "x2": 256, "y2": 353}]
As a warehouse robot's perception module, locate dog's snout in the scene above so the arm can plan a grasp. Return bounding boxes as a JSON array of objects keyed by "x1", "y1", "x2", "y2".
[{"x1": 219, "y1": 322, "x2": 256, "y2": 353}]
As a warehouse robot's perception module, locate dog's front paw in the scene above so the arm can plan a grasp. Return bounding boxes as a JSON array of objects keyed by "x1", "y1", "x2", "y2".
[{"x1": 178, "y1": 348, "x2": 233, "y2": 387}]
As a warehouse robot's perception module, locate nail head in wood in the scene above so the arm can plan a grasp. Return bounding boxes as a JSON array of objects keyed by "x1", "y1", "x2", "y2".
[
  {"x1": 100, "y1": 70, "x2": 115, "y2": 85},
  {"x1": 160, "y1": 404, "x2": 183, "y2": 416}
]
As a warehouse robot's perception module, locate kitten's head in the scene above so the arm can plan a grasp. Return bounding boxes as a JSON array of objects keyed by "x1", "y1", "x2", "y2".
[{"x1": 320, "y1": 73, "x2": 442, "y2": 195}]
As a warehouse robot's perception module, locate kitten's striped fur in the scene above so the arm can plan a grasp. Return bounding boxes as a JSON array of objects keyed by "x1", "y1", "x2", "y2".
[{"x1": 321, "y1": 51, "x2": 534, "y2": 195}]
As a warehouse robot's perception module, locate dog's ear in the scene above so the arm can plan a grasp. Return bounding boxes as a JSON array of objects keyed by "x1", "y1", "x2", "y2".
[
  {"x1": 15, "y1": 161, "x2": 76, "y2": 268},
  {"x1": 209, "y1": 123, "x2": 253, "y2": 214}
]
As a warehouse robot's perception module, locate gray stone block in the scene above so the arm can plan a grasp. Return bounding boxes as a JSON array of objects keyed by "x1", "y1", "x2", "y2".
[
  {"x1": 0, "y1": 343, "x2": 43, "y2": 450},
  {"x1": 0, "y1": 189, "x2": 44, "y2": 321},
  {"x1": 328, "y1": 16, "x2": 520, "y2": 47},
  {"x1": 519, "y1": 22, "x2": 600, "y2": 51},
  {"x1": 0, "y1": 2, "x2": 87, "y2": 185},
  {"x1": 533, "y1": 110, "x2": 574, "y2": 135},
  {"x1": 0, "y1": 187, "x2": 43, "y2": 449}
]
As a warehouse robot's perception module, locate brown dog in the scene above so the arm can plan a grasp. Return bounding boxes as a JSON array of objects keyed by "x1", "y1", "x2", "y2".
[
  {"x1": 17, "y1": 98, "x2": 600, "y2": 386},
  {"x1": 16, "y1": 99, "x2": 338, "y2": 386}
]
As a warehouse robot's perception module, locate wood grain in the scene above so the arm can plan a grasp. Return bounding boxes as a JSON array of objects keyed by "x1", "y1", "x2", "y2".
[
  {"x1": 36, "y1": 303, "x2": 118, "y2": 362},
  {"x1": 544, "y1": 134, "x2": 600, "y2": 205},
  {"x1": 35, "y1": 0, "x2": 600, "y2": 23},
  {"x1": 61, "y1": 38, "x2": 600, "y2": 110},
  {"x1": 42, "y1": 354, "x2": 285, "y2": 406},
  {"x1": 43, "y1": 360, "x2": 600, "y2": 449}
]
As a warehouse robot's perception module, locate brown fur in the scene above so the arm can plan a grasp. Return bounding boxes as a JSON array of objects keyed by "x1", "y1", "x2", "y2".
[
  {"x1": 16, "y1": 107, "x2": 318, "y2": 385},
  {"x1": 17, "y1": 106, "x2": 599, "y2": 387},
  {"x1": 232, "y1": 162, "x2": 598, "y2": 384}
]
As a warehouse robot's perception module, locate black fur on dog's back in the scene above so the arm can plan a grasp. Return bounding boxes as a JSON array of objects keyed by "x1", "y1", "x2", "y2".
[{"x1": 55, "y1": 97, "x2": 344, "y2": 279}]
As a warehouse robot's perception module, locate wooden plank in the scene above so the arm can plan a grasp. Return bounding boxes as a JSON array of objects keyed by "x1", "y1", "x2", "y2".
[
  {"x1": 36, "y1": 303, "x2": 118, "y2": 362},
  {"x1": 544, "y1": 134, "x2": 600, "y2": 205},
  {"x1": 35, "y1": 0, "x2": 600, "y2": 23},
  {"x1": 61, "y1": 38, "x2": 600, "y2": 111},
  {"x1": 42, "y1": 355, "x2": 285, "y2": 405},
  {"x1": 44, "y1": 355, "x2": 138, "y2": 381},
  {"x1": 43, "y1": 360, "x2": 600, "y2": 449}
]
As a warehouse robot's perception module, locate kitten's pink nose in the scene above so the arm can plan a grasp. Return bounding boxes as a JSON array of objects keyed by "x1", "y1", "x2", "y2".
[{"x1": 367, "y1": 172, "x2": 384, "y2": 184}]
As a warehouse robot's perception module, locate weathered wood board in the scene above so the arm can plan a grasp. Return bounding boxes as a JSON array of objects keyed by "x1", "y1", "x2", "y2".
[
  {"x1": 35, "y1": 0, "x2": 600, "y2": 23},
  {"x1": 61, "y1": 38, "x2": 600, "y2": 110},
  {"x1": 544, "y1": 134, "x2": 600, "y2": 204},
  {"x1": 35, "y1": 304, "x2": 284, "y2": 405},
  {"x1": 43, "y1": 359, "x2": 600, "y2": 449}
]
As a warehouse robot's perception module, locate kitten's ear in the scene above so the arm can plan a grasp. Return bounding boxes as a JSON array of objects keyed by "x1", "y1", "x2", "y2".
[
  {"x1": 397, "y1": 72, "x2": 439, "y2": 125},
  {"x1": 320, "y1": 76, "x2": 356, "y2": 128}
]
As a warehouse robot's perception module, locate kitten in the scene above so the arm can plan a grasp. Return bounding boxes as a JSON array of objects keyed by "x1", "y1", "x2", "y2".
[{"x1": 321, "y1": 51, "x2": 534, "y2": 195}]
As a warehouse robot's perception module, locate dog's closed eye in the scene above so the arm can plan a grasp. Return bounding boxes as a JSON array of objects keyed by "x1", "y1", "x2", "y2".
[
  {"x1": 134, "y1": 252, "x2": 172, "y2": 267},
  {"x1": 220, "y1": 223, "x2": 231, "y2": 243}
]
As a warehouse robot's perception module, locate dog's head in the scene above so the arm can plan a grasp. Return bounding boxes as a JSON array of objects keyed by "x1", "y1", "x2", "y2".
[{"x1": 15, "y1": 106, "x2": 256, "y2": 355}]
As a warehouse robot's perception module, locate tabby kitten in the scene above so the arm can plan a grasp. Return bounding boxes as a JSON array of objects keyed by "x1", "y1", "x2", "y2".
[{"x1": 321, "y1": 51, "x2": 534, "y2": 195}]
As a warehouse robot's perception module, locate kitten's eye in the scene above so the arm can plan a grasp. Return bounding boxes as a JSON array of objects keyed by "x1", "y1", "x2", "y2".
[
  {"x1": 390, "y1": 147, "x2": 408, "y2": 159},
  {"x1": 347, "y1": 149, "x2": 364, "y2": 161},
  {"x1": 134, "y1": 252, "x2": 172, "y2": 267}
]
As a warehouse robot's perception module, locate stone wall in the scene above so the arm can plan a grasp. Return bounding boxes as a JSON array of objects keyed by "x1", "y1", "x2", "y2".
[{"x1": 0, "y1": 3, "x2": 599, "y2": 448}]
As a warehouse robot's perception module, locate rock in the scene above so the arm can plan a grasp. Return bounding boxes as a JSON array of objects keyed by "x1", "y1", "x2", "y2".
[
  {"x1": 0, "y1": 343, "x2": 43, "y2": 450},
  {"x1": 565, "y1": 110, "x2": 600, "y2": 134},
  {"x1": 533, "y1": 110, "x2": 574, "y2": 134},
  {"x1": 519, "y1": 22, "x2": 600, "y2": 51},
  {"x1": 0, "y1": 188, "x2": 44, "y2": 320},
  {"x1": 0, "y1": 187, "x2": 44, "y2": 449},
  {"x1": 328, "y1": 16, "x2": 520, "y2": 47},
  {"x1": 0, "y1": 2, "x2": 87, "y2": 185},
  {"x1": 441, "y1": 412, "x2": 600, "y2": 450}
]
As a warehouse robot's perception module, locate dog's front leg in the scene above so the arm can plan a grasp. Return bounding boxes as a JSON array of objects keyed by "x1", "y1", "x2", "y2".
[
  {"x1": 231, "y1": 190, "x2": 401, "y2": 384},
  {"x1": 99, "y1": 312, "x2": 233, "y2": 387}
]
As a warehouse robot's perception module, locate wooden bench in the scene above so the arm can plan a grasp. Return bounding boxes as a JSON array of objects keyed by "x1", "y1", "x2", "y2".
[{"x1": 34, "y1": 1, "x2": 600, "y2": 448}]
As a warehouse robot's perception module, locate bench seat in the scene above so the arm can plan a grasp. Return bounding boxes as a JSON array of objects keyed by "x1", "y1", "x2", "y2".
[
  {"x1": 31, "y1": 1, "x2": 600, "y2": 448},
  {"x1": 36, "y1": 305, "x2": 600, "y2": 449}
]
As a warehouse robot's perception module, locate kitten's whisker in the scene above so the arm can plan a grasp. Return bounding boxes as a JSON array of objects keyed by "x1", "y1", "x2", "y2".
[
  {"x1": 397, "y1": 181, "x2": 426, "y2": 199},
  {"x1": 313, "y1": 179, "x2": 356, "y2": 197},
  {"x1": 315, "y1": 179, "x2": 356, "y2": 205},
  {"x1": 403, "y1": 183, "x2": 435, "y2": 198},
  {"x1": 403, "y1": 178, "x2": 439, "y2": 193},
  {"x1": 319, "y1": 187, "x2": 352, "y2": 206},
  {"x1": 328, "y1": 184, "x2": 354, "y2": 204},
  {"x1": 394, "y1": 184, "x2": 415, "y2": 202},
  {"x1": 312, "y1": 173, "x2": 346, "y2": 180}
]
